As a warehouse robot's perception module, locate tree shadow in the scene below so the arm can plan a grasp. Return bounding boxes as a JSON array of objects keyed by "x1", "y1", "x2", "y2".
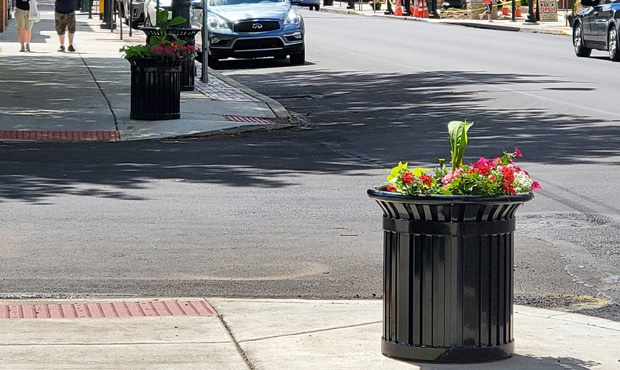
[{"x1": 2, "y1": 56, "x2": 620, "y2": 203}]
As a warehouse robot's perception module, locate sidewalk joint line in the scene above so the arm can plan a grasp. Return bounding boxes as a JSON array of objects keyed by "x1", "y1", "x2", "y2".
[{"x1": 236, "y1": 321, "x2": 382, "y2": 343}]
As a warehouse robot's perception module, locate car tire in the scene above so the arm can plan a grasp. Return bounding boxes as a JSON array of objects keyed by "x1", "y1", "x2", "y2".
[
  {"x1": 609, "y1": 27, "x2": 620, "y2": 61},
  {"x1": 315, "y1": 5, "x2": 320, "y2": 10},
  {"x1": 290, "y1": 48, "x2": 305, "y2": 65},
  {"x1": 573, "y1": 23, "x2": 592, "y2": 58}
]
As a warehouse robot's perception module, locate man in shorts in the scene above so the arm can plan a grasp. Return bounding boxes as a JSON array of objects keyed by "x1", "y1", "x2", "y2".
[
  {"x1": 55, "y1": 0, "x2": 76, "y2": 52},
  {"x1": 15, "y1": 0, "x2": 35, "y2": 52}
]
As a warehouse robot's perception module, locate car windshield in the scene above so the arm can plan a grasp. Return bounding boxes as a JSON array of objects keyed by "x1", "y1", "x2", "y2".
[{"x1": 209, "y1": 0, "x2": 284, "y2": 5}]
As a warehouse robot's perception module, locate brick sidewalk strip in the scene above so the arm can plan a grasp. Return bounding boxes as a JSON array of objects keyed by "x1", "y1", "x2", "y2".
[
  {"x1": 0, "y1": 131, "x2": 120, "y2": 142},
  {"x1": 0, "y1": 300, "x2": 216, "y2": 319},
  {"x1": 224, "y1": 115, "x2": 281, "y2": 124}
]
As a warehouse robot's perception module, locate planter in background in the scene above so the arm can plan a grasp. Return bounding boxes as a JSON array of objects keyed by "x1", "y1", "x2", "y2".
[
  {"x1": 129, "y1": 58, "x2": 181, "y2": 120},
  {"x1": 367, "y1": 186, "x2": 533, "y2": 363},
  {"x1": 141, "y1": 27, "x2": 200, "y2": 91}
]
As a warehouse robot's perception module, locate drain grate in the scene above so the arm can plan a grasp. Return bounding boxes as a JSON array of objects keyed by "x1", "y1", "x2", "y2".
[
  {"x1": 0, "y1": 300, "x2": 216, "y2": 319},
  {"x1": 224, "y1": 115, "x2": 280, "y2": 124}
]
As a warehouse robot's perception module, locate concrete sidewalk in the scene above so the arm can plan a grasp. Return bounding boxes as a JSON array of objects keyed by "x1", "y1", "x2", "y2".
[
  {"x1": 0, "y1": 297, "x2": 619, "y2": 369},
  {"x1": 0, "y1": 1, "x2": 292, "y2": 142},
  {"x1": 323, "y1": 1, "x2": 573, "y2": 36},
  {"x1": 0, "y1": 0, "x2": 573, "y2": 143}
]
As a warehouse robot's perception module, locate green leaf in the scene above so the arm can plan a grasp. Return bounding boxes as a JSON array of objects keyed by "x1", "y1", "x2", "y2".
[
  {"x1": 156, "y1": 10, "x2": 169, "y2": 26},
  {"x1": 412, "y1": 168, "x2": 429, "y2": 177},
  {"x1": 168, "y1": 16, "x2": 187, "y2": 26},
  {"x1": 448, "y1": 120, "x2": 474, "y2": 170},
  {"x1": 387, "y1": 161, "x2": 407, "y2": 182}
]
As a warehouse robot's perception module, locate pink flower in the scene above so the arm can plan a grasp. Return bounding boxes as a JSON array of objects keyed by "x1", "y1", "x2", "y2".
[
  {"x1": 514, "y1": 147, "x2": 522, "y2": 157},
  {"x1": 532, "y1": 181, "x2": 542, "y2": 191}
]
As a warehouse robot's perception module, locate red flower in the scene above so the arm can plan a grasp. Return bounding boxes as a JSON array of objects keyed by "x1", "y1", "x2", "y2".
[
  {"x1": 420, "y1": 174, "x2": 433, "y2": 186},
  {"x1": 501, "y1": 166, "x2": 515, "y2": 183},
  {"x1": 503, "y1": 182, "x2": 516, "y2": 195},
  {"x1": 402, "y1": 172, "x2": 415, "y2": 186},
  {"x1": 386, "y1": 185, "x2": 397, "y2": 192}
]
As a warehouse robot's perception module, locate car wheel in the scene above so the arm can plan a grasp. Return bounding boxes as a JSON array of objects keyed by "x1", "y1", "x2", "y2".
[
  {"x1": 609, "y1": 27, "x2": 620, "y2": 61},
  {"x1": 573, "y1": 23, "x2": 592, "y2": 58},
  {"x1": 290, "y1": 48, "x2": 305, "y2": 65},
  {"x1": 144, "y1": 15, "x2": 154, "y2": 27},
  {"x1": 315, "y1": 4, "x2": 320, "y2": 10}
]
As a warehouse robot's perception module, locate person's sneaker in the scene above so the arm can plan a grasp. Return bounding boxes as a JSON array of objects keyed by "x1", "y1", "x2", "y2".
[
  {"x1": 68, "y1": 45, "x2": 76, "y2": 52},
  {"x1": 25, "y1": 43, "x2": 30, "y2": 52},
  {"x1": 58, "y1": 45, "x2": 65, "y2": 52},
  {"x1": 19, "y1": 44, "x2": 25, "y2": 52},
  {"x1": 479, "y1": 14, "x2": 484, "y2": 20},
  {"x1": 488, "y1": 19, "x2": 493, "y2": 22}
]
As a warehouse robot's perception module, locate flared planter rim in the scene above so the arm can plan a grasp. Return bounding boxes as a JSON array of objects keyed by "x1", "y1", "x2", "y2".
[{"x1": 367, "y1": 185, "x2": 533, "y2": 205}]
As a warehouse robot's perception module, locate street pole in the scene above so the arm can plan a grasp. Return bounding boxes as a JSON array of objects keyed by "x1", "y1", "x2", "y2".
[
  {"x1": 101, "y1": 0, "x2": 113, "y2": 28},
  {"x1": 525, "y1": 0, "x2": 537, "y2": 22},
  {"x1": 201, "y1": 0, "x2": 208, "y2": 83}
]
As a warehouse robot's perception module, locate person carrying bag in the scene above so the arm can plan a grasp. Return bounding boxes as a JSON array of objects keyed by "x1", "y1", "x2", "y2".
[{"x1": 15, "y1": 0, "x2": 38, "y2": 52}]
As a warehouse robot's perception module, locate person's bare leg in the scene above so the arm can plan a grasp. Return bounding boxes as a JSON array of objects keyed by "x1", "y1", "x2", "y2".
[
  {"x1": 58, "y1": 34, "x2": 65, "y2": 50},
  {"x1": 17, "y1": 29, "x2": 25, "y2": 46}
]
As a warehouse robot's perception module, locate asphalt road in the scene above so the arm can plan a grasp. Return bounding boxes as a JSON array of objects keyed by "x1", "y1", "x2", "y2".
[{"x1": 1, "y1": 10, "x2": 620, "y2": 322}]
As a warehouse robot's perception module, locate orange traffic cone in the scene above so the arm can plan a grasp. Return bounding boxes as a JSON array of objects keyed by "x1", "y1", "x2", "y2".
[
  {"x1": 502, "y1": 3, "x2": 508, "y2": 15},
  {"x1": 409, "y1": 0, "x2": 415, "y2": 15},
  {"x1": 421, "y1": 0, "x2": 429, "y2": 17},
  {"x1": 416, "y1": 0, "x2": 428, "y2": 18},
  {"x1": 394, "y1": 0, "x2": 403, "y2": 15},
  {"x1": 515, "y1": 2, "x2": 521, "y2": 16},
  {"x1": 412, "y1": 0, "x2": 419, "y2": 16}
]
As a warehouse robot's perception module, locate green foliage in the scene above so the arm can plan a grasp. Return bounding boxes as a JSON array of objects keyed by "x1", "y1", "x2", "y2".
[
  {"x1": 448, "y1": 120, "x2": 473, "y2": 171},
  {"x1": 148, "y1": 11, "x2": 188, "y2": 46},
  {"x1": 383, "y1": 120, "x2": 542, "y2": 196},
  {"x1": 119, "y1": 10, "x2": 196, "y2": 64}
]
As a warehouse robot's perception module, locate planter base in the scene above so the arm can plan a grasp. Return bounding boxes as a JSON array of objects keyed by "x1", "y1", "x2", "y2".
[
  {"x1": 368, "y1": 188, "x2": 532, "y2": 363},
  {"x1": 130, "y1": 61, "x2": 181, "y2": 120},
  {"x1": 382, "y1": 338, "x2": 514, "y2": 363}
]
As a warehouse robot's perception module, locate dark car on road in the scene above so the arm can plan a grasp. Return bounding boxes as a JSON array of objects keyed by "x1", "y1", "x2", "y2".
[
  {"x1": 573, "y1": 0, "x2": 620, "y2": 61},
  {"x1": 190, "y1": 0, "x2": 305, "y2": 66}
]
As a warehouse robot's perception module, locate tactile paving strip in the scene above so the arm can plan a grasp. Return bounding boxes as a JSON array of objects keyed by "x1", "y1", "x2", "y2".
[
  {"x1": 224, "y1": 115, "x2": 280, "y2": 124},
  {"x1": 0, "y1": 130, "x2": 120, "y2": 142},
  {"x1": 0, "y1": 300, "x2": 216, "y2": 319}
]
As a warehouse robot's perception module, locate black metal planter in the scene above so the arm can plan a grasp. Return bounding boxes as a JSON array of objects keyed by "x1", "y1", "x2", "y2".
[
  {"x1": 141, "y1": 27, "x2": 200, "y2": 91},
  {"x1": 130, "y1": 58, "x2": 181, "y2": 120},
  {"x1": 367, "y1": 187, "x2": 533, "y2": 363}
]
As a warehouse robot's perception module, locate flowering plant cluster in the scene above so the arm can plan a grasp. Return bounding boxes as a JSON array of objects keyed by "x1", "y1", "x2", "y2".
[
  {"x1": 120, "y1": 11, "x2": 197, "y2": 65},
  {"x1": 121, "y1": 41, "x2": 197, "y2": 65},
  {"x1": 385, "y1": 121, "x2": 541, "y2": 196}
]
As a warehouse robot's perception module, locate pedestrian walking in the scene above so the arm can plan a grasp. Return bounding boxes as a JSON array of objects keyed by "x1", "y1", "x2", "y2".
[
  {"x1": 14, "y1": 0, "x2": 36, "y2": 52},
  {"x1": 55, "y1": 0, "x2": 77, "y2": 52},
  {"x1": 479, "y1": 0, "x2": 493, "y2": 22}
]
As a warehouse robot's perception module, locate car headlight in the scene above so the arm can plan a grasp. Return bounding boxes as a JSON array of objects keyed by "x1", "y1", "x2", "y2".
[
  {"x1": 284, "y1": 8, "x2": 301, "y2": 25},
  {"x1": 207, "y1": 14, "x2": 230, "y2": 31}
]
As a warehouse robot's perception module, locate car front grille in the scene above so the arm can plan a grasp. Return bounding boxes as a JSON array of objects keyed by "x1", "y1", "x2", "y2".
[
  {"x1": 233, "y1": 21, "x2": 280, "y2": 33},
  {"x1": 234, "y1": 38, "x2": 284, "y2": 50}
]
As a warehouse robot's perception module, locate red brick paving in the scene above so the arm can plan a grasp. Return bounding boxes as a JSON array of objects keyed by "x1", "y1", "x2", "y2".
[
  {"x1": 0, "y1": 131, "x2": 120, "y2": 142},
  {"x1": 0, "y1": 300, "x2": 216, "y2": 319},
  {"x1": 224, "y1": 115, "x2": 280, "y2": 124}
]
